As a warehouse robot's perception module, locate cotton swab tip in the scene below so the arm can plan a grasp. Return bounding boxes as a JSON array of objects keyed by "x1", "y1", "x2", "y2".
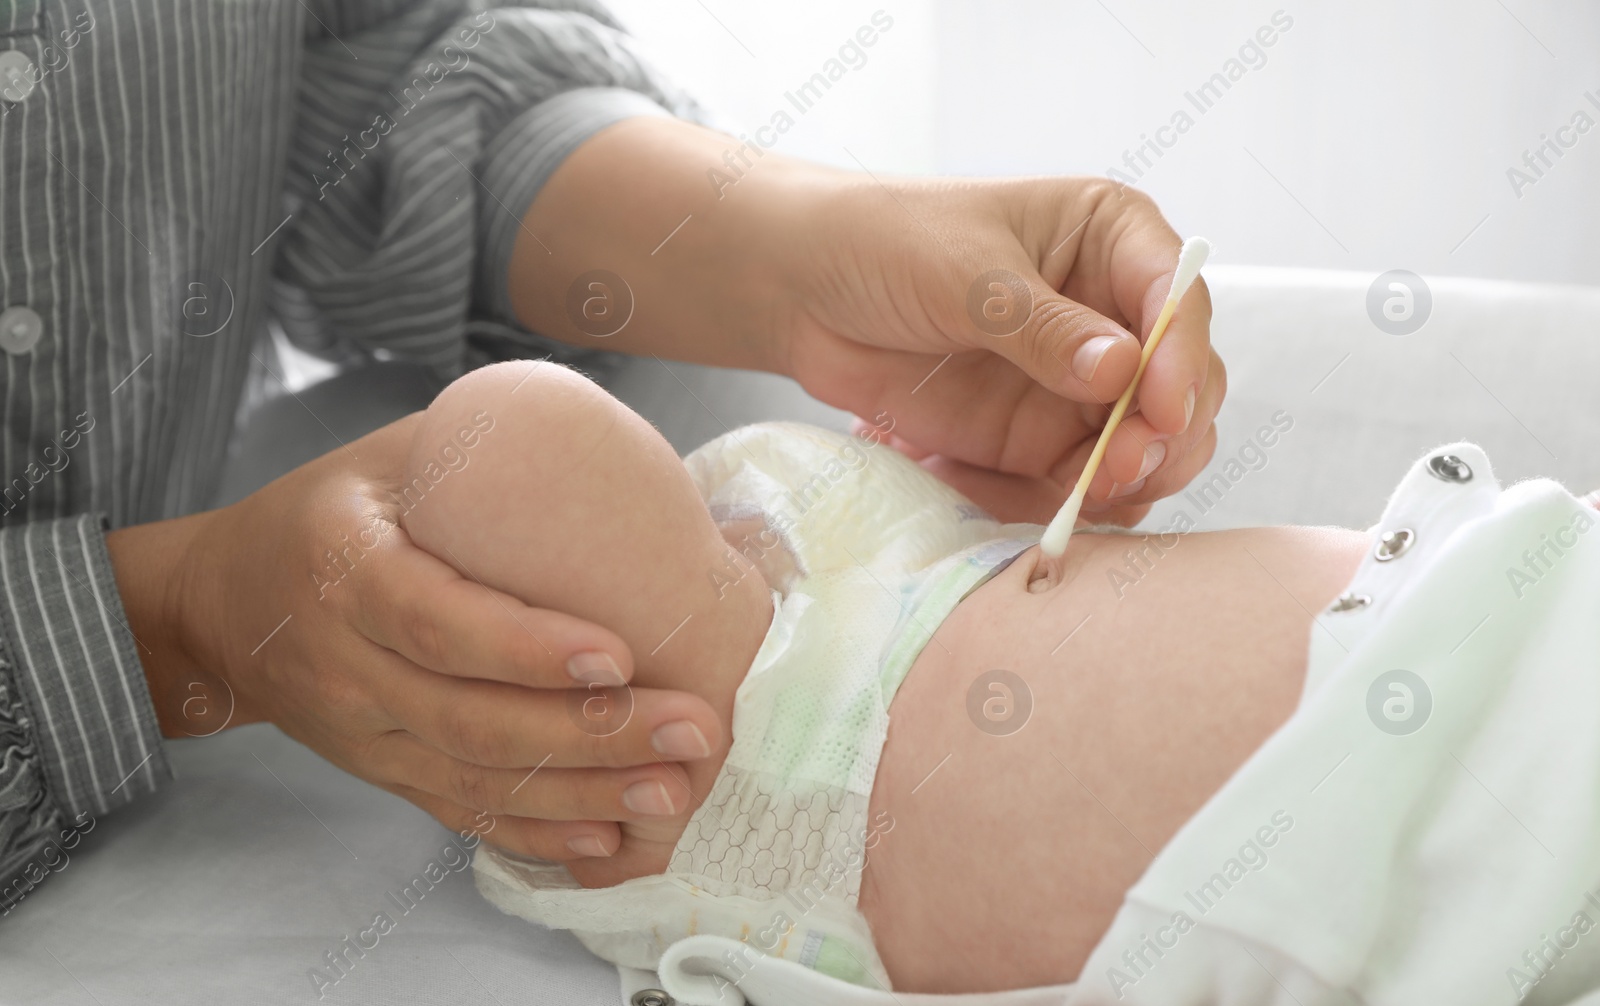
[
  {"x1": 1168, "y1": 236, "x2": 1212, "y2": 306},
  {"x1": 1039, "y1": 487, "x2": 1085, "y2": 557}
]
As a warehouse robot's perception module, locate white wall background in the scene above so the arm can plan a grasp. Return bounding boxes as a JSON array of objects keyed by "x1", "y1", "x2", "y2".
[{"x1": 608, "y1": 0, "x2": 1600, "y2": 287}]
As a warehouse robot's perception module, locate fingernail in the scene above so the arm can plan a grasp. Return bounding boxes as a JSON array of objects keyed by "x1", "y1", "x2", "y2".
[
  {"x1": 1183, "y1": 385, "x2": 1197, "y2": 429},
  {"x1": 623, "y1": 780, "x2": 677, "y2": 816},
  {"x1": 1136, "y1": 442, "x2": 1166, "y2": 481},
  {"x1": 651, "y1": 720, "x2": 711, "y2": 759},
  {"x1": 1108, "y1": 478, "x2": 1145, "y2": 500},
  {"x1": 567, "y1": 651, "x2": 624, "y2": 685},
  {"x1": 566, "y1": 834, "x2": 613, "y2": 858},
  {"x1": 1070, "y1": 335, "x2": 1123, "y2": 383}
]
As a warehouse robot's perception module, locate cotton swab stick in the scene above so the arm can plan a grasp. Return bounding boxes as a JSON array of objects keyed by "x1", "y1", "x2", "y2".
[{"x1": 1039, "y1": 236, "x2": 1212, "y2": 558}]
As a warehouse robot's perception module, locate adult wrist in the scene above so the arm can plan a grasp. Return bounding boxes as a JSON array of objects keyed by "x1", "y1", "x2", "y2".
[{"x1": 106, "y1": 511, "x2": 251, "y2": 738}]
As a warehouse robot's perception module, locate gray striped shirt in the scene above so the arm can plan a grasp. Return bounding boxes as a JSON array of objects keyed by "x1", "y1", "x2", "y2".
[{"x1": 0, "y1": 0, "x2": 693, "y2": 909}]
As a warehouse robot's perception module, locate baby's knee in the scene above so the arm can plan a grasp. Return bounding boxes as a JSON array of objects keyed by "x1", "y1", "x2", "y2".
[
  {"x1": 427, "y1": 359, "x2": 613, "y2": 443},
  {"x1": 419, "y1": 359, "x2": 618, "y2": 466},
  {"x1": 399, "y1": 361, "x2": 617, "y2": 531}
]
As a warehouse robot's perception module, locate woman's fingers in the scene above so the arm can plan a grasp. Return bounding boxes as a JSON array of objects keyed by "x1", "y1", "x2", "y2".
[
  {"x1": 915, "y1": 416, "x2": 1219, "y2": 533},
  {"x1": 1068, "y1": 410, "x2": 1167, "y2": 503},
  {"x1": 976, "y1": 185, "x2": 1211, "y2": 433},
  {"x1": 915, "y1": 352, "x2": 1222, "y2": 527},
  {"x1": 1134, "y1": 275, "x2": 1214, "y2": 437},
  {"x1": 1084, "y1": 423, "x2": 1220, "y2": 525},
  {"x1": 799, "y1": 328, "x2": 1102, "y2": 478},
  {"x1": 376, "y1": 653, "x2": 722, "y2": 772},
  {"x1": 1067, "y1": 346, "x2": 1226, "y2": 503},
  {"x1": 385, "y1": 782, "x2": 622, "y2": 861},
  {"x1": 1090, "y1": 349, "x2": 1226, "y2": 507},
  {"x1": 966, "y1": 272, "x2": 1144, "y2": 406},
  {"x1": 344, "y1": 525, "x2": 637, "y2": 689},
  {"x1": 915, "y1": 454, "x2": 1079, "y2": 525},
  {"x1": 906, "y1": 186, "x2": 1214, "y2": 478},
  {"x1": 374, "y1": 732, "x2": 694, "y2": 822},
  {"x1": 868, "y1": 342, "x2": 1225, "y2": 529},
  {"x1": 1088, "y1": 187, "x2": 1216, "y2": 439},
  {"x1": 852, "y1": 417, "x2": 931, "y2": 461}
]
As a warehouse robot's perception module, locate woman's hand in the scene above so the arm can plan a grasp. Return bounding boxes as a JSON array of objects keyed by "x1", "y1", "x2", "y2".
[
  {"x1": 780, "y1": 176, "x2": 1223, "y2": 526},
  {"x1": 513, "y1": 117, "x2": 1221, "y2": 525},
  {"x1": 108, "y1": 414, "x2": 723, "y2": 861}
]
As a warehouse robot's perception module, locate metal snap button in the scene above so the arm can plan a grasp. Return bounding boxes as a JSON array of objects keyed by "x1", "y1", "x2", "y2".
[
  {"x1": 1374, "y1": 528, "x2": 1414, "y2": 562},
  {"x1": 0, "y1": 305, "x2": 43, "y2": 354},
  {"x1": 1426, "y1": 454, "x2": 1472, "y2": 483},
  {"x1": 0, "y1": 50, "x2": 37, "y2": 104},
  {"x1": 632, "y1": 991, "x2": 674, "y2": 1006},
  {"x1": 1329, "y1": 591, "x2": 1371, "y2": 613}
]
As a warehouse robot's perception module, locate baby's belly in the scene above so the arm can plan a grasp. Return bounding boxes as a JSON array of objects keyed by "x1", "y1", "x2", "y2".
[{"x1": 857, "y1": 525, "x2": 1370, "y2": 993}]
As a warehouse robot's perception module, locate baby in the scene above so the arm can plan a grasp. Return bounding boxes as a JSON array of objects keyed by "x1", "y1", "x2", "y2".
[{"x1": 397, "y1": 359, "x2": 1600, "y2": 1002}]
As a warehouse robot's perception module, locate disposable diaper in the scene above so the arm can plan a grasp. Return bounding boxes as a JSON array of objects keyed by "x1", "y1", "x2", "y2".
[{"x1": 473, "y1": 421, "x2": 1041, "y2": 991}]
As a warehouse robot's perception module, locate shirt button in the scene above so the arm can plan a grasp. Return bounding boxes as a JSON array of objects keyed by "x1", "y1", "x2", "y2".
[
  {"x1": 0, "y1": 306, "x2": 43, "y2": 354},
  {"x1": 0, "y1": 50, "x2": 37, "y2": 104}
]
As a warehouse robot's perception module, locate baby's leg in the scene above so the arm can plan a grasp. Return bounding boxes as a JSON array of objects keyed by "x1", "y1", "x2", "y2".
[{"x1": 398, "y1": 361, "x2": 772, "y2": 885}]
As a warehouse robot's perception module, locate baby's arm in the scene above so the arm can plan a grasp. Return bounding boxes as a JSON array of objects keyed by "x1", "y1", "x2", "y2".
[{"x1": 398, "y1": 362, "x2": 771, "y2": 883}]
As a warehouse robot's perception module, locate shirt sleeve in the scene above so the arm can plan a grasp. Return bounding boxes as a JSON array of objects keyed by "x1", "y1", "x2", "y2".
[
  {"x1": 275, "y1": 0, "x2": 703, "y2": 379},
  {"x1": 0, "y1": 514, "x2": 169, "y2": 912}
]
